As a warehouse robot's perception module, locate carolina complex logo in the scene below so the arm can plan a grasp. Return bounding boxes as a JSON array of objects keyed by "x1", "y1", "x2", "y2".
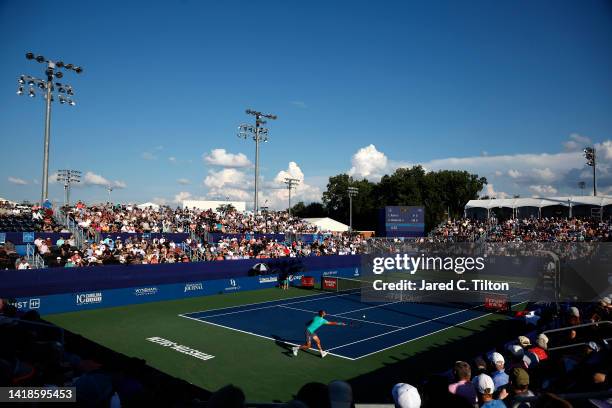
[
  {"x1": 184, "y1": 282, "x2": 204, "y2": 293},
  {"x1": 146, "y1": 336, "x2": 214, "y2": 361},
  {"x1": 134, "y1": 287, "x2": 158, "y2": 296},
  {"x1": 76, "y1": 292, "x2": 102, "y2": 305}
]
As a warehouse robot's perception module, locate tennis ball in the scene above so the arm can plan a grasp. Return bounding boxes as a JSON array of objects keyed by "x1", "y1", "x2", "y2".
[{"x1": 362, "y1": 315, "x2": 366, "y2": 319}]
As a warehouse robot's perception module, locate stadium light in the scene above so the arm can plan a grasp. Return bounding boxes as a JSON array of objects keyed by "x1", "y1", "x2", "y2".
[
  {"x1": 16, "y1": 52, "x2": 83, "y2": 205},
  {"x1": 583, "y1": 147, "x2": 596, "y2": 196},
  {"x1": 283, "y1": 178, "x2": 300, "y2": 216},
  {"x1": 348, "y1": 186, "x2": 359, "y2": 233},
  {"x1": 107, "y1": 186, "x2": 114, "y2": 204},
  {"x1": 56, "y1": 169, "x2": 81, "y2": 206},
  {"x1": 237, "y1": 109, "x2": 277, "y2": 214}
]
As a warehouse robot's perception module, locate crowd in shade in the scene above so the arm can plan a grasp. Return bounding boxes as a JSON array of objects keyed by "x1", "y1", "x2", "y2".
[{"x1": 427, "y1": 218, "x2": 612, "y2": 243}]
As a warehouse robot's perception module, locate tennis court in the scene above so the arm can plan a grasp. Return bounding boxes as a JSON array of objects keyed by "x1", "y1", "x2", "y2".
[{"x1": 180, "y1": 280, "x2": 531, "y2": 360}]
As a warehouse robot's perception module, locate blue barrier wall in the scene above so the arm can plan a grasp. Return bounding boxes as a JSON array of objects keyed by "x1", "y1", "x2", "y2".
[{"x1": 1, "y1": 256, "x2": 362, "y2": 315}]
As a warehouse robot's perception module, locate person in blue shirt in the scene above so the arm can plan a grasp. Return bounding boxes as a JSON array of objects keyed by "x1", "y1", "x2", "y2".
[{"x1": 292, "y1": 310, "x2": 346, "y2": 358}]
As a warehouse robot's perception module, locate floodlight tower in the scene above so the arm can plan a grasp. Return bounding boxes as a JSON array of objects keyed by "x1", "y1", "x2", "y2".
[
  {"x1": 107, "y1": 186, "x2": 114, "y2": 204},
  {"x1": 16, "y1": 52, "x2": 83, "y2": 205},
  {"x1": 284, "y1": 178, "x2": 300, "y2": 216},
  {"x1": 348, "y1": 186, "x2": 359, "y2": 233},
  {"x1": 583, "y1": 147, "x2": 596, "y2": 196},
  {"x1": 238, "y1": 109, "x2": 277, "y2": 214},
  {"x1": 56, "y1": 169, "x2": 81, "y2": 206}
]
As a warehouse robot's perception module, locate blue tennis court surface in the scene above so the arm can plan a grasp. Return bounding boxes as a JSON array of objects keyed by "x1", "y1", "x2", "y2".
[{"x1": 180, "y1": 289, "x2": 529, "y2": 360}]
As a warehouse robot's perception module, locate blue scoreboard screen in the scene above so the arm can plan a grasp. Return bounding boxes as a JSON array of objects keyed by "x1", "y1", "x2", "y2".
[{"x1": 384, "y1": 206, "x2": 425, "y2": 237}]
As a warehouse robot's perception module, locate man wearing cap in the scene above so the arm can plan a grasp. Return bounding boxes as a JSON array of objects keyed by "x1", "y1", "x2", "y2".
[
  {"x1": 473, "y1": 374, "x2": 505, "y2": 407},
  {"x1": 392, "y1": 383, "x2": 421, "y2": 408},
  {"x1": 508, "y1": 368, "x2": 534, "y2": 408},
  {"x1": 489, "y1": 352, "x2": 509, "y2": 390},
  {"x1": 517, "y1": 336, "x2": 539, "y2": 368}
]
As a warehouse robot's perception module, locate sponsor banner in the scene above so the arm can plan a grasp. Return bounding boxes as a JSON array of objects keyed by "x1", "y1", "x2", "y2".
[
  {"x1": 133, "y1": 287, "x2": 159, "y2": 296},
  {"x1": 301, "y1": 276, "x2": 315, "y2": 288},
  {"x1": 76, "y1": 292, "x2": 103, "y2": 306},
  {"x1": 10, "y1": 265, "x2": 360, "y2": 315},
  {"x1": 322, "y1": 277, "x2": 338, "y2": 291}
]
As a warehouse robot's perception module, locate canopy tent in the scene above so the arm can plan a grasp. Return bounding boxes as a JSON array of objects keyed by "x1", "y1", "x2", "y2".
[
  {"x1": 465, "y1": 196, "x2": 612, "y2": 209},
  {"x1": 465, "y1": 196, "x2": 612, "y2": 220},
  {"x1": 303, "y1": 217, "x2": 349, "y2": 232},
  {"x1": 136, "y1": 202, "x2": 161, "y2": 210}
]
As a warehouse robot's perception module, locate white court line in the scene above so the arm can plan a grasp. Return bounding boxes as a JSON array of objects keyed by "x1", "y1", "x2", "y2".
[
  {"x1": 181, "y1": 289, "x2": 357, "y2": 319},
  {"x1": 328, "y1": 291, "x2": 533, "y2": 354},
  {"x1": 327, "y1": 302, "x2": 485, "y2": 352},
  {"x1": 179, "y1": 313, "x2": 356, "y2": 361},
  {"x1": 351, "y1": 301, "x2": 529, "y2": 360},
  {"x1": 335, "y1": 300, "x2": 402, "y2": 316},
  {"x1": 278, "y1": 305, "x2": 405, "y2": 329}
]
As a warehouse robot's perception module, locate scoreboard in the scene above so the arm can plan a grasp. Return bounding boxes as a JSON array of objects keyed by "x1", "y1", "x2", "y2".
[{"x1": 379, "y1": 206, "x2": 425, "y2": 237}]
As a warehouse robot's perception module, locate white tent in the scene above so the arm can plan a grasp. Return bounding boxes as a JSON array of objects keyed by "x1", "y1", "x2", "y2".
[
  {"x1": 136, "y1": 202, "x2": 161, "y2": 210},
  {"x1": 303, "y1": 217, "x2": 349, "y2": 232},
  {"x1": 465, "y1": 196, "x2": 612, "y2": 209},
  {"x1": 465, "y1": 196, "x2": 612, "y2": 218}
]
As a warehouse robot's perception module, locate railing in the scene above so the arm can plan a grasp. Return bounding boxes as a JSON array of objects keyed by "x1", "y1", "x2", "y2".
[
  {"x1": 542, "y1": 320, "x2": 612, "y2": 352},
  {"x1": 26, "y1": 243, "x2": 45, "y2": 269}
]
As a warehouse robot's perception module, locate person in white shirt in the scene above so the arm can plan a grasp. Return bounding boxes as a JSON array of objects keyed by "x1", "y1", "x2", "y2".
[{"x1": 17, "y1": 258, "x2": 31, "y2": 270}]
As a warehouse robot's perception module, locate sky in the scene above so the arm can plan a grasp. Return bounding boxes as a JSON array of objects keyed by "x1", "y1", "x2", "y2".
[{"x1": 1, "y1": 0, "x2": 611, "y2": 208}]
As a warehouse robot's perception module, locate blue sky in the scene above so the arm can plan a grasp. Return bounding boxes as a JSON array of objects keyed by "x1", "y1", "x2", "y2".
[{"x1": 1, "y1": 0, "x2": 611, "y2": 207}]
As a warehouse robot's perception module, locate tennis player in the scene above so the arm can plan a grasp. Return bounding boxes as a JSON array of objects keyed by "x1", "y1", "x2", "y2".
[{"x1": 292, "y1": 310, "x2": 346, "y2": 358}]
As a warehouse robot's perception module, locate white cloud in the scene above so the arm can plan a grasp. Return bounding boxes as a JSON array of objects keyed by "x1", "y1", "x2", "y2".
[
  {"x1": 529, "y1": 185, "x2": 558, "y2": 195},
  {"x1": 8, "y1": 177, "x2": 27, "y2": 185},
  {"x1": 563, "y1": 133, "x2": 592, "y2": 152},
  {"x1": 207, "y1": 188, "x2": 251, "y2": 202},
  {"x1": 532, "y1": 168, "x2": 556, "y2": 182},
  {"x1": 348, "y1": 144, "x2": 389, "y2": 180},
  {"x1": 173, "y1": 191, "x2": 192, "y2": 203},
  {"x1": 597, "y1": 140, "x2": 612, "y2": 161},
  {"x1": 83, "y1": 172, "x2": 126, "y2": 189},
  {"x1": 482, "y1": 184, "x2": 508, "y2": 199},
  {"x1": 152, "y1": 197, "x2": 168, "y2": 206},
  {"x1": 494, "y1": 171, "x2": 503, "y2": 177},
  {"x1": 168, "y1": 156, "x2": 177, "y2": 163},
  {"x1": 203, "y1": 168, "x2": 248, "y2": 189},
  {"x1": 508, "y1": 169, "x2": 521, "y2": 179},
  {"x1": 177, "y1": 178, "x2": 191, "y2": 185},
  {"x1": 84, "y1": 172, "x2": 111, "y2": 186},
  {"x1": 203, "y1": 149, "x2": 251, "y2": 168}
]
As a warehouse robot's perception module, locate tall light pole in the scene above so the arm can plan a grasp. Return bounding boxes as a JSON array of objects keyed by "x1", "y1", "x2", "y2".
[
  {"x1": 107, "y1": 186, "x2": 114, "y2": 204},
  {"x1": 56, "y1": 169, "x2": 81, "y2": 206},
  {"x1": 578, "y1": 181, "x2": 586, "y2": 195},
  {"x1": 16, "y1": 52, "x2": 83, "y2": 205},
  {"x1": 583, "y1": 147, "x2": 596, "y2": 196},
  {"x1": 238, "y1": 109, "x2": 277, "y2": 214},
  {"x1": 348, "y1": 186, "x2": 358, "y2": 233},
  {"x1": 284, "y1": 178, "x2": 300, "y2": 216}
]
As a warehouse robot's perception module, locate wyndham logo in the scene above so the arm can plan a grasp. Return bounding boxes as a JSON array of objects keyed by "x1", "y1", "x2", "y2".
[
  {"x1": 184, "y1": 282, "x2": 204, "y2": 293},
  {"x1": 134, "y1": 287, "x2": 158, "y2": 296},
  {"x1": 76, "y1": 292, "x2": 102, "y2": 305}
]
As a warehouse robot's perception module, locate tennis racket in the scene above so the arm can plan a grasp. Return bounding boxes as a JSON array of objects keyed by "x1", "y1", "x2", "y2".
[{"x1": 344, "y1": 321, "x2": 361, "y2": 328}]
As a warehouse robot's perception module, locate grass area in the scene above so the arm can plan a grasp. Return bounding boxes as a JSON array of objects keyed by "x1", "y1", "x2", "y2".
[{"x1": 46, "y1": 287, "x2": 522, "y2": 402}]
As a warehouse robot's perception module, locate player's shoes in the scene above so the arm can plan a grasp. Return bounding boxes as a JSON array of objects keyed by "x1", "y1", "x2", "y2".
[
  {"x1": 292, "y1": 347, "x2": 299, "y2": 356},
  {"x1": 320, "y1": 351, "x2": 328, "y2": 358}
]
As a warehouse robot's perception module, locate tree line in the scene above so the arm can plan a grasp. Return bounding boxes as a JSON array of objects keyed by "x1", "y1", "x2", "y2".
[{"x1": 290, "y1": 166, "x2": 487, "y2": 233}]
